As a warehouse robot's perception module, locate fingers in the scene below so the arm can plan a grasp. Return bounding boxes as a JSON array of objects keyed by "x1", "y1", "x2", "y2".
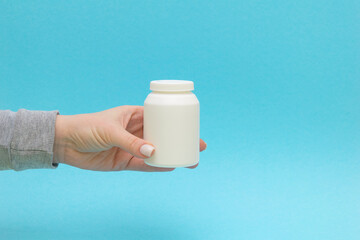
[
  {"x1": 186, "y1": 163, "x2": 199, "y2": 169},
  {"x1": 111, "y1": 128, "x2": 155, "y2": 159},
  {"x1": 125, "y1": 157, "x2": 175, "y2": 172},
  {"x1": 111, "y1": 104, "x2": 207, "y2": 171},
  {"x1": 122, "y1": 138, "x2": 206, "y2": 170},
  {"x1": 124, "y1": 137, "x2": 207, "y2": 172},
  {"x1": 200, "y1": 138, "x2": 207, "y2": 151}
]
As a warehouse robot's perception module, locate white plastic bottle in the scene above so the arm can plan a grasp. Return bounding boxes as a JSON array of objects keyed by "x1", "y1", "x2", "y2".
[{"x1": 144, "y1": 80, "x2": 200, "y2": 168}]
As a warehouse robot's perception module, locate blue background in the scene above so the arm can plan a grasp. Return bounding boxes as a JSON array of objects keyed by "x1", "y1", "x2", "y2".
[{"x1": 1, "y1": 1, "x2": 359, "y2": 239}]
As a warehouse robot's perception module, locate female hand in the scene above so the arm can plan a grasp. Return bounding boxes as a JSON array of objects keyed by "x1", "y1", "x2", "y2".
[{"x1": 53, "y1": 105, "x2": 207, "y2": 172}]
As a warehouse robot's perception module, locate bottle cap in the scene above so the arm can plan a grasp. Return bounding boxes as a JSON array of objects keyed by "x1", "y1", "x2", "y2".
[{"x1": 150, "y1": 80, "x2": 194, "y2": 92}]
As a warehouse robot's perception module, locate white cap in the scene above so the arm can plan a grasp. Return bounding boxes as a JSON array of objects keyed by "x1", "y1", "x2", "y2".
[{"x1": 150, "y1": 80, "x2": 194, "y2": 92}]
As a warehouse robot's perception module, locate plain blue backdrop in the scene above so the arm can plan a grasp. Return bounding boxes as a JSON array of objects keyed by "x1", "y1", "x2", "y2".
[{"x1": 0, "y1": 1, "x2": 359, "y2": 239}]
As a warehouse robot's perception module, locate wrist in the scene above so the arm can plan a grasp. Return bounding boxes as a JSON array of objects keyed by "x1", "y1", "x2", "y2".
[{"x1": 53, "y1": 115, "x2": 70, "y2": 164}]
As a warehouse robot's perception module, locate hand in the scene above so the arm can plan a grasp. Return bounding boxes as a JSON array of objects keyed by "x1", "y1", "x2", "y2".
[{"x1": 53, "y1": 106, "x2": 207, "y2": 172}]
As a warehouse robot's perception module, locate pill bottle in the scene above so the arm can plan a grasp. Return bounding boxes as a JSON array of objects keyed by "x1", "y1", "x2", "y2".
[{"x1": 144, "y1": 80, "x2": 200, "y2": 167}]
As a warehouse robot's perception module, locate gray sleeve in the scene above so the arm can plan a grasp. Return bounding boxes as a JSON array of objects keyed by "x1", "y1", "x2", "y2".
[{"x1": 0, "y1": 109, "x2": 59, "y2": 171}]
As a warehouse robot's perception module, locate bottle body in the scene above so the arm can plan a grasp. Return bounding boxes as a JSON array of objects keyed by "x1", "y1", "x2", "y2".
[{"x1": 144, "y1": 91, "x2": 200, "y2": 167}]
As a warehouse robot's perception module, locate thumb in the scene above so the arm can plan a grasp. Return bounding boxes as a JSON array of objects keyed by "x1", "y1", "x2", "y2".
[{"x1": 111, "y1": 128, "x2": 155, "y2": 159}]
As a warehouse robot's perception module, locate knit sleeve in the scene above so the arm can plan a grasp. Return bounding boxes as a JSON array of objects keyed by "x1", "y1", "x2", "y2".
[{"x1": 0, "y1": 109, "x2": 59, "y2": 171}]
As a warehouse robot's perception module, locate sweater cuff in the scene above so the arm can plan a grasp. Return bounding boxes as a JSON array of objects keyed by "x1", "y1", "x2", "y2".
[{"x1": 10, "y1": 109, "x2": 59, "y2": 171}]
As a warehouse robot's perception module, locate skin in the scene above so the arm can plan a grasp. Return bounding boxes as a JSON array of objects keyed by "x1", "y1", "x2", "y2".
[{"x1": 53, "y1": 105, "x2": 207, "y2": 172}]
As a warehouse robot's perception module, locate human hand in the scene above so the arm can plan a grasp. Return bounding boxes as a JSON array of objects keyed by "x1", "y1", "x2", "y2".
[{"x1": 53, "y1": 106, "x2": 207, "y2": 172}]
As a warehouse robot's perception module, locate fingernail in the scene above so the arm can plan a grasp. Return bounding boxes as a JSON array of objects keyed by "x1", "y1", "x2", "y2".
[{"x1": 140, "y1": 144, "x2": 155, "y2": 157}]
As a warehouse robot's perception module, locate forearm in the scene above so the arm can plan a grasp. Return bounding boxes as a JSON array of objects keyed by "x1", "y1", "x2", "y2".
[{"x1": 0, "y1": 109, "x2": 59, "y2": 171}]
